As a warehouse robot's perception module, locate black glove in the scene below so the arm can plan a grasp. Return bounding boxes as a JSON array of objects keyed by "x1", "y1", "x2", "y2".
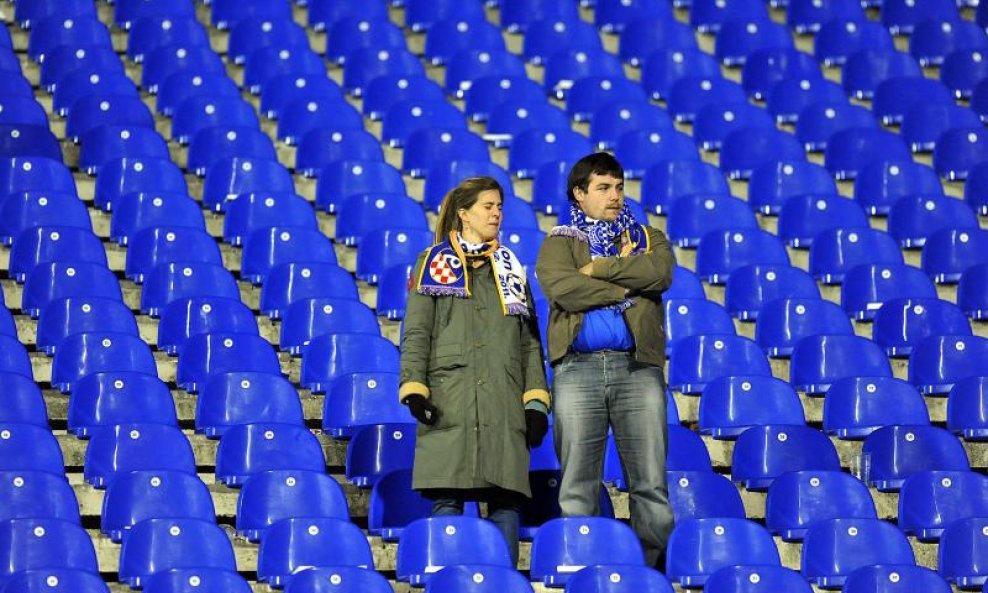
[
  {"x1": 405, "y1": 394, "x2": 440, "y2": 426},
  {"x1": 525, "y1": 409, "x2": 549, "y2": 448}
]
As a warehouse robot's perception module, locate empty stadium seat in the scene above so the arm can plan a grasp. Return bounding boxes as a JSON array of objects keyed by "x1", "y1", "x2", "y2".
[
  {"x1": 748, "y1": 160, "x2": 837, "y2": 215},
  {"x1": 397, "y1": 516, "x2": 513, "y2": 585},
  {"x1": 425, "y1": 564, "x2": 539, "y2": 592},
  {"x1": 261, "y1": 73, "x2": 345, "y2": 121},
  {"x1": 37, "y1": 296, "x2": 137, "y2": 355},
  {"x1": 841, "y1": 263, "x2": 939, "y2": 321},
  {"x1": 801, "y1": 518, "x2": 915, "y2": 588},
  {"x1": 94, "y1": 156, "x2": 187, "y2": 212},
  {"x1": 881, "y1": 0, "x2": 959, "y2": 35},
  {"x1": 51, "y1": 331, "x2": 156, "y2": 394},
  {"x1": 667, "y1": 195, "x2": 758, "y2": 248},
  {"x1": 281, "y1": 298, "x2": 378, "y2": 355},
  {"x1": 873, "y1": 77, "x2": 953, "y2": 125},
  {"x1": 315, "y1": 160, "x2": 406, "y2": 214},
  {"x1": 258, "y1": 517, "x2": 373, "y2": 587},
  {"x1": 823, "y1": 377, "x2": 930, "y2": 439},
  {"x1": 0, "y1": 125, "x2": 62, "y2": 163},
  {"x1": 732, "y1": 424, "x2": 842, "y2": 490},
  {"x1": 899, "y1": 470, "x2": 988, "y2": 541},
  {"x1": 277, "y1": 97, "x2": 363, "y2": 145},
  {"x1": 666, "y1": 518, "x2": 780, "y2": 587},
  {"x1": 605, "y1": 425, "x2": 712, "y2": 488},
  {"x1": 668, "y1": 470, "x2": 746, "y2": 521},
  {"x1": 177, "y1": 333, "x2": 281, "y2": 393},
  {"x1": 862, "y1": 425, "x2": 971, "y2": 491},
  {"x1": 695, "y1": 228, "x2": 791, "y2": 284},
  {"x1": 368, "y1": 468, "x2": 433, "y2": 541},
  {"x1": 724, "y1": 265, "x2": 820, "y2": 320},
  {"x1": 227, "y1": 18, "x2": 309, "y2": 66},
  {"x1": 704, "y1": 566, "x2": 812, "y2": 593},
  {"x1": 791, "y1": 334, "x2": 892, "y2": 394},
  {"x1": 888, "y1": 196, "x2": 979, "y2": 249},
  {"x1": 0, "y1": 335, "x2": 31, "y2": 379},
  {"x1": 796, "y1": 102, "x2": 877, "y2": 153},
  {"x1": 959, "y1": 263, "x2": 988, "y2": 318},
  {"x1": 939, "y1": 517, "x2": 988, "y2": 587},
  {"x1": 223, "y1": 192, "x2": 316, "y2": 246},
  {"x1": 939, "y1": 49, "x2": 988, "y2": 100},
  {"x1": 202, "y1": 157, "x2": 295, "y2": 213},
  {"x1": 755, "y1": 298, "x2": 853, "y2": 357},
  {"x1": 118, "y1": 518, "x2": 237, "y2": 589},
  {"x1": 947, "y1": 377, "x2": 988, "y2": 440},
  {"x1": 0, "y1": 157, "x2": 74, "y2": 198},
  {"x1": 187, "y1": 127, "x2": 278, "y2": 177},
  {"x1": 873, "y1": 298, "x2": 972, "y2": 357},
  {"x1": 825, "y1": 128, "x2": 912, "y2": 180},
  {"x1": 346, "y1": 423, "x2": 416, "y2": 488},
  {"x1": 376, "y1": 263, "x2": 416, "y2": 321},
  {"x1": 240, "y1": 227, "x2": 338, "y2": 285},
  {"x1": 78, "y1": 125, "x2": 171, "y2": 176},
  {"x1": 488, "y1": 100, "x2": 570, "y2": 148},
  {"x1": 844, "y1": 565, "x2": 952, "y2": 593},
  {"x1": 530, "y1": 517, "x2": 644, "y2": 587},
  {"x1": 767, "y1": 78, "x2": 846, "y2": 125},
  {"x1": 0, "y1": 192, "x2": 91, "y2": 246},
  {"x1": 16, "y1": 0, "x2": 96, "y2": 29},
  {"x1": 363, "y1": 74, "x2": 446, "y2": 122},
  {"x1": 0, "y1": 519, "x2": 98, "y2": 583},
  {"x1": 101, "y1": 470, "x2": 215, "y2": 542},
  {"x1": 9, "y1": 227, "x2": 107, "y2": 284},
  {"x1": 325, "y1": 18, "x2": 406, "y2": 65},
  {"x1": 28, "y1": 15, "x2": 111, "y2": 63},
  {"x1": 0, "y1": 423, "x2": 64, "y2": 477},
  {"x1": 282, "y1": 567, "x2": 393, "y2": 593},
  {"x1": 143, "y1": 568, "x2": 252, "y2": 593},
  {"x1": 158, "y1": 297, "x2": 258, "y2": 355},
  {"x1": 667, "y1": 77, "x2": 748, "y2": 124},
  {"x1": 777, "y1": 194, "x2": 869, "y2": 248},
  {"x1": 295, "y1": 128, "x2": 383, "y2": 178},
  {"x1": 689, "y1": 0, "x2": 769, "y2": 33},
  {"x1": 910, "y1": 335, "x2": 988, "y2": 395},
  {"x1": 109, "y1": 192, "x2": 204, "y2": 245},
  {"x1": 640, "y1": 48, "x2": 721, "y2": 101},
  {"x1": 236, "y1": 470, "x2": 350, "y2": 541},
  {"x1": 615, "y1": 128, "x2": 699, "y2": 179},
  {"x1": 125, "y1": 226, "x2": 223, "y2": 283},
  {"x1": 669, "y1": 334, "x2": 772, "y2": 394},
  {"x1": 65, "y1": 94, "x2": 153, "y2": 142},
  {"x1": 665, "y1": 299, "x2": 736, "y2": 354},
  {"x1": 155, "y1": 69, "x2": 239, "y2": 117},
  {"x1": 765, "y1": 470, "x2": 876, "y2": 541},
  {"x1": 0, "y1": 569, "x2": 111, "y2": 593},
  {"x1": 324, "y1": 373, "x2": 414, "y2": 437},
  {"x1": 0, "y1": 374, "x2": 46, "y2": 427},
  {"x1": 715, "y1": 19, "x2": 793, "y2": 67},
  {"x1": 923, "y1": 228, "x2": 988, "y2": 284},
  {"x1": 808, "y1": 228, "x2": 904, "y2": 284},
  {"x1": 842, "y1": 49, "x2": 922, "y2": 101},
  {"x1": 343, "y1": 47, "x2": 424, "y2": 97},
  {"x1": 0, "y1": 470, "x2": 80, "y2": 524},
  {"x1": 934, "y1": 126, "x2": 988, "y2": 180},
  {"x1": 68, "y1": 372, "x2": 176, "y2": 438},
  {"x1": 699, "y1": 376, "x2": 805, "y2": 439},
  {"x1": 140, "y1": 262, "x2": 240, "y2": 317},
  {"x1": 210, "y1": 0, "x2": 292, "y2": 30},
  {"x1": 195, "y1": 371, "x2": 303, "y2": 439},
  {"x1": 787, "y1": 0, "x2": 865, "y2": 34},
  {"x1": 128, "y1": 16, "x2": 209, "y2": 64},
  {"x1": 336, "y1": 193, "x2": 428, "y2": 246},
  {"x1": 84, "y1": 423, "x2": 195, "y2": 489},
  {"x1": 424, "y1": 18, "x2": 504, "y2": 65},
  {"x1": 259, "y1": 262, "x2": 360, "y2": 319}
]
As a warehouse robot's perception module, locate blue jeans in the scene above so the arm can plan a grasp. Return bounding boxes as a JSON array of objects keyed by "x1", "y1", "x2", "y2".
[
  {"x1": 427, "y1": 488, "x2": 523, "y2": 568},
  {"x1": 552, "y1": 351, "x2": 674, "y2": 567}
]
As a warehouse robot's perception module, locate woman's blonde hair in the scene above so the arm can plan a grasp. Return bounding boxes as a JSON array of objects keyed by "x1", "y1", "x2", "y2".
[{"x1": 434, "y1": 176, "x2": 504, "y2": 243}]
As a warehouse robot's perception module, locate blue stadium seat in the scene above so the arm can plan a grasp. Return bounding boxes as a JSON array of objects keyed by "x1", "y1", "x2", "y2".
[
  {"x1": 720, "y1": 127, "x2": 805, "y2": 180},
  {"x1": 695, "y1": 228, "x2": 791, "y2": 284},
  {"x1": 368, "y1": 468, "x2": 432, "y2": 541},
  {"x1": 0, "y1": 157, "x2": 74, "y2": 198},
  {"x1": 668, "y1": 334, "x2": 771, "y2": 394},
  {"x1": 282, "y1": 567, "x2": 393, "y2": 593},
  {"x1": 667, "y1": 77, "x2": 748, "y2": 124},
  {"x1": 500, "y1": 229, "x2": 547, "y2": 268},
  {"x1": 529, "y1": 159, "x2": 576, "y2": 215},
  {"x1": 922, "y1": 228, "x2": 988, "y2": 284},
  {"x1": 589, "y1": 101, "x2": 673, "y2": 152},
  {"x1": 755, "y1": 298, "x2": 853, "y2": 357},
  {"x1": 615, "y1": 128, "x2": 699, "y2": 179},
  {"x1": 888, "y1": 196, "x2": 979, "y2": 249},
  {"x1": 141, "y1": 45, "x2": 226, "y2": 94},
  {"x1": 501, "y1": 0, "x2": 580, "y2": 33},
  {"x1": 797, "y1": 102, "x2": 877, "y2": 155},
  {"x1": 596, "y1": 0, "x2": 672, "y2": 33},
  {"x1": 241, "y1": 227, "x2": 337, "y2": 285},
  {"x1": 732, "y1": 425, "x2": 842, "y2": 490},
  {"x1": 778, "y1": 192, "x2": 868, "y2": 249},
  {"x1": 742, "y1": 47, "x2": 820, "y2": 102},
  {"x1": 0, "y1": 96, "x2": 49, "y2": 130},
  {"x1": 530, "y1": 517, "x2": 644, "y2": 587},
  {"x1": 845, "y1": 565, "x2": 952, "y2": 593},
  {"x1": 841, "y1": 263, "x2": 939, "y2": 321},
  {"x1": 808, "y1": 227, "x2": 904, "y2": 284},
  {"x1": 36, "y1": 296, "x2": 136, "y2": 356},
  {"x1": 68, "y1": 372, "x2": 176, "y2": 438},
  {"x1": 641, "y1": 48, "x2": 721, "y2": 102},
  {"x1": 171, "y1": 95, "x2": 259, "y2": 145},
  {"x1": 828, "y1": 127, "x2": 914, "y2": 180},
  {"x1": 118, "y1": 518, "x2": 237, "y2": 589},
  {"x1": 158, "y1": 297, "x2": 257, "y2": 356},
  {"x1": 0, "y1": 569, "x2": 110, "y2": 593},
  {"x1": 223, "y1": 192, "x2": 316, "y2": 246},
  {"x1": 665, "y1": 299, "x2": 736, "y2": 354},
  {"x1": 397, "y1": 517, "x2": 513, "y2": 586},
  {"x1": 0, "y1": 374, "x2": 46, "y2": 426},
  {"x1": 140, "y1": 262, "x2": 240, "y2": 317},
  {"x1": 823, "y1": 377, "x2": 931, "y2": 439},
  {"x1": 381, "y1": 99, "x2": 466, "y2": 149},
  {"x1": 910, "y1": 335, "x2": 988, "y2": 395},
  {"x1": 464, "y1": 76, "x2": 545, "y2": 124},
  {"x1": 258, "y1": 517, "x2": 372, "y2": 587},
  {"x1": 873, "y1": 298, "x2": 972, "y2": 356},
  {"x1": 227, "y1": 18, "x2": 308, "y2": 66},
  {"x1": 940, "y1": 49, "x2": 988, "y2": 100},
  {"x1": 749, "y1": 160, "x2": 838, "y2": 216},
  {"x1": 967, "y1": 163, "x2": 988, "y2": 215},
  {"x1": 0, "y1": 192, "x2": 90, "y2": 246},
  {"x1": 260, "y1": 73, "x2": 344, "y2": 121},
  {"x1": 0, "y1": 470, "x2": 79, "y2": 524},
  {"x1": 423, "y1": 565, "x2": 537, "y2": 593},
  {"x1": 343, "y1": 47, "x2": 424, "y2": 97},
  {"x1": 277, "y1": 97, "x2": 363, "y2": 145},
  {"x1": 16, "y1": 0, "x2": 96, "y2": 29},
  {"x1": 855, "y1": 160, "x2": 944, "y2": 215},
  {"x1": 196, "y1": 372, "x2": 303, "y2": 439},
  {"x1": 144, "y1": 568, "x2": 252, "y2": 593},
  {"x1": 694, "y1": 102, "x2": 774, "y2": 152},
  {"x1": 899, "y1": 470, "x2": 988, "y2": 541},
  {"x1": 525, "y1": 19, "x2": 602, "y2": 65},
  {"x1": 64, "y1": 94, "x2": 152, "y2": 142},
  {"x1": 689, "y1": 0, "x2": 769, "y2": 34},
  {"x1": 791, "y1": 334, "x2": 892, "y2": 394},
  {"x1": 237, "y1": 470, "x2": 349, "y2": 541},
  {"x1": 210, "y1": 0, "x2": 292, "y2": 30},
  {"x1": 125, "y1": 227, "x2": 222, "y2": 284},
  {"x1": 324, "y1": 373, "x2": 414, "y2": 438},
  {"x1": 296, "y1": 128, "x2": 383, "y2": 178},
  {"x1": 959, "y1": 264, "x2": 988, "y2": 319},
  {"x1": 94, "y1": 156, "x2": 187, "y2": 212},
  {"x1": 765, "y1": 470, "x2": 876, "y2": 541},
  {"x1": 22, "y1": 262, "x2": 122, "y2": 320},
  {"x1": 934, "y1": 126, "x2": 988, "y2": 181},
  {"x1": 903, "y1": 103, "x2": 982, "y2": 156},
  {"x1": 705, "y1": 566, "x2": 812, "y2": 593},
  {"x1": 881, "y1": 0, "x2": 959, "y2": 35},
  {"x1": 940, "y1": 518, "x2": 988, "y2": 588},
  {"x1": 101, "y1": 470, "x2": 215, "y2": 542},
  {"x1": 509, "y1": 128, "x2": 594, "y2": 179},
  {"x1": 699, "y1": 375, "x2": 805, "y2": 439},
  {"x1": 490, "y1": 100, "x2": 574, "y2": 148},
  {"x1": 0, "y1": 519, "x2": 98, "y2": 582},
  {"x1": 315, "y1": 160, "x2": 405, "y2": 214},
  {"x1": 0, "y1": 305, "x2": 13, "y2": 339},
  {"x1": 376, "y1": 263, "x2": 415, "y2": 321},
  {"x1": 641, "y1": 160, "x2": 728, "y2": 215},
  {"x1": 787, "y1": 0, "x2": 865, "y2": 34},
  {"x1": 767, "y1": 77, "x2": 846, "y2": 126},
  {"x1": 521, "y1": 469, "x2": 616, "y2": 538},
  {"x1": 9, "y1": 227, "x2": 106, "y2": 284},
  {"x1": 281, "y1": 298, "x2": 378, "y2": 355},
  {"x1": 363, "y1": 74, "x2": 445, "y2": 122},
  {"x1": 0, "y1": 336, "x2": 31, "y2": 381},
  {"x1": 177, "y1": 332, "x2": 281, "y2": 393},
  {"x1": 84, "y1": 423, "x2": 195, "y2": 488},
  {"x1": 424, "y1": 18, "x2": 504, "y2": 66},
  {"x1": 336, "y1": 194, "x2": 428, "y2": 247},
  {"x1": 666, "y1": 195, "x2": 759, "y2": 248},
  {"x1": 567, "y1": 78, "x2": 648, "y2": 123},
  {"x1": 0, "y1": 125, "x2": 62, "y2": 163},
  {"x1": 948, "y1": 377, "x2": 988, "y2": 439},
  {"x1": 725, "y1": 265, "x2": 820, "y2": 320},
  {"x1": 408, "y1": 0, "x2": 487, "y2": 31},
  {"x1": 325, "y1": 18, "x2": 406, "y2": 66},
  {"x1": 128, "y1": 16, "x2": 209, "y2": 64},
  {"x1": 403, "y1": 128, "x2": 489, "y2": 178},
  {"x1": 842, "y1": 50, "x2": 922, "y2": 101},
  {"x1": 715, "y1": 19, "x2": 793, "y2": 67},
  {"x1": 202, "y1": 158, "x2": 295, "y2": 212},
  {"x1": 863, "y1": 425, "x2": 971, "y2": 491},
  {"x1": 346, "y1": 423, "x2": 416, "y2": 488},
  {"x1": 801, "y1": 518, "x2": 915, "y2": 588},
  {"x1": 666, "y1": 518, "x2": 779, "y2": 587},
  {"x1": 422, "y1": 160, "x2": 513, "y2": 212},
  {"x1": 155, "y1": 70, "x2": 240, "y2": 117},
  {"x1": 306, "y1": 1, "x2": 389, "y2": 33},
  {"x1": 0, "y1": 423, "x2": 63, "y2": 475},
  {"x1": 259, "y1": 262, "x2": 359, "y2": 320},
  {"x1": 28, "y1": 15, "x2": 111, "y2": 63},
  {"x1": 911, "y1": 20, "x2": 988, "y2": 68},
  {"x1": 619, "y1": 18, "x2": 695, "y2": 67},
  {"x1": 667, "y1": 470, "x2": 746, "y2": 521},
  {"x1": 110, "y1": 193, "x2": 203, "y2": 246},
  {"x1": 187, "y1": 127, "x2": 278, "y2": 177},
  {"x1": 78, "y1": 125, "x2": 170, "y2": 176},
  {"x1": 302, "y1": 334, "x2": 400, "y2": 393},
  {"x1": 216, "y1": 423, "x2": 324, "y2": 487}
]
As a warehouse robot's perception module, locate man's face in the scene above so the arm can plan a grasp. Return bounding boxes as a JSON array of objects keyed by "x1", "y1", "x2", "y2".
[{"x1": 574, "y1": 173, "x2": 625, "y2": 221}]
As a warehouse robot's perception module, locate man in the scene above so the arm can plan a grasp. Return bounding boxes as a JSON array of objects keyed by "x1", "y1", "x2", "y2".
[{"x1": 535, "y1": 152, "x2": 675, "y2": 569}]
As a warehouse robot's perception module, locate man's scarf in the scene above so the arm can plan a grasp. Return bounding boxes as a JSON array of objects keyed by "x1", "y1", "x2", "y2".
[
  {"x1": 550, "y1": 203, "x2": 650, "y2": 311},
  {"x1": 415, "y1": 231, "x2": 529, "y2": 316}
]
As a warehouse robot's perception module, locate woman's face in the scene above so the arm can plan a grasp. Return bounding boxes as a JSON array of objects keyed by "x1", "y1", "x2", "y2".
[{"x1": 458, "y1": 189, "x2": 503, "y2": 243}]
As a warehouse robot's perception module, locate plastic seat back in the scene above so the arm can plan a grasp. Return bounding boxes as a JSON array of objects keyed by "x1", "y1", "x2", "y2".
[
  {"x1": 0, "y1": 568, "x2": 111, "y2": 593},
  {"x1": 78, "y1": 125, "x2": 170, "y2": 176},
  {"x1": 0, "y1": 470, "x2": 80, "y2": 524},
  {"x1": 368, "y1": 468, "x2": 433, "y2": 541},
  {"x1": 0, "y1": 191, "x2": 91, "y2": 246},
  {"x1": 755, "y1": 298, "x2": 854, "y2": 358},
  {"x1": 705, "y1": 565, "x2": 812, "y2": 593},
  {"x1": 68, "y1": 372, "x2": 176, "y2": 438},
  {"x1": 196, "y1": 371, "x2": 303, "y2": 438},
  {"x1": 909, "y1": 335, "x2": 988, "y2": 395},
  {"x1": 51, "y1": 331, "x2": 156, "y2": 393},
  {"x1": 777, "y1": 194, "x2": 869, "y2": 248},
  {"x1": 791, "y1": 334, "x2": 892, "y2": 394},
  {"x1": 947, "y1": 377, "x2": 988, "y2": 439},
  {"x1": 101, "y1": 470, "x2": 215, "y2": 542},
  {"x1": 938, "y1": 517, "x2": 988, "y2": 588},
  {"x1": 765, "y1": 470, "x2": 876, "y2": 541},
  {"x1": 808, "y1": 227, "x2": 904, "y2": 284},
  {"x1": 37, "y1": 296, "x2": 137, "y2": 355},
  {"x1": 732, "y1": 424, "x2": 842, "y2": 490},
  {"x1": 0, "y1": 519, "x2": 98, "y2": 582},
  {"x1": 803, "y1": 518, "x2": 916, "y2": 588},
  {"x1": 641, "y1": 159, "x2": 729, "y2": 215},
  {"x1": 315, "y1": 160, "x2": 406, "y2": 214},
  {"x1": 301, "y1": 334, "x2": 400, "y2": 393},
  {"x1": 346, "y1": 423, "x2": 416, "y2": 488},
  {"x1": 695, "y1": 228, "x2": 790, "y2": 285},
  {"x1": 922, "y1": 228, "x2": 988, "y2": 284},
  {"x1": 258, "y1": 517, "x2": 373, "y2": 586},
  {"x1": 844, "y1": 565, "x2": 952, "y2": 593},
  {"x1": 699, "y1": 375, "x2": 805, "y2": 439},
  {"x1": 11, "y1": 225, "x2": 107, "y2": 283},
  {"x1": 720, "y1": 127, "x2": 804, "y2": 180},
  {"x1": 934, "y1": 126, "x2": 988, "y2": 180},
  {"x1": 158, "y1": 297, "x2": 257, "y2": 355},
  {"x1": 202, "y1": 157, "x2": 294, "y2": 213},
  {"x1": 295, "y1": 128, "x2": 383, "y2": 178},
  {"x1": 259, "y1": 262, "x2": 359, "y2": 319},
  {"x1": 823, "y1": 376, "x2": 930, "y2": 439},
  {"x1": 888, "y1": 195, "x2": 979, "y2": 249},
  {"x1": 862, "y1": 425, "x2": 971, "y2": 491},
  {"x1": 873, "y1": 76, "x2": 953, "y2": 125},
  {"x1": 665, "y1": 298, "x2": 736, "y2": 355},
  {"x1": 959, "y1": 263, "x2": 988, "y2": 318},
  {"x1": 118, "y1": 518, "x2": 237, "y2": 589},
  {"x1": 84, "y1": 423, "x2": 195, "y2": 489},
  {"x1": 841, "y1": 263, "x2": 939, "y2": 321},
  {"x1": 667, "y1": 194, "x2": 758, "y2": 248},
  {"x1": 873, "y1": 298, "x2": 972, "y2": 356},
  {"x1": 176, "y1": 332, "x2": 281, "y2": 393},
  {"x1": 724, "y1": 265, "x2": 820, "y2": 321},
  {"x1": 530, "y1": 517, "x2": 645, "y2": 587},
  {"x1": 0, "y1": 335, "x2": 31, "y2": 379},
  {"x1": 336, "y1": 193, "x2": 427, "y2": 246},
  {"x1": 668, "y1": 471, "x2": 746, "y2": 521},
  {"x1": 899, "y1": 470, "x2": 988, "y2": 541},
  {"x1": 0, "y1": 374, "x2": 46, "y2": 427},
  {"x1": 241, "y1": 227, "x2": 338, "y2": 285},
  {"x1": 125, "y1": 226, "x2": 223, "y2": 283},
  {"x1": 94, "y1": 156, "x2": 187, "y2": 212},
  {"x1": 235, "y1": 470, "x2": 349, "y2": 541},
  {"x1": 669, "y1": 334, "x2": 771, "y2": 394},
  {"x1": 324, "y1": 373, "x2": 414, "y2": 437},
  {"x1": 216, "y1": 423, "x2": 325, "y2": 487},
  {"x1": 748, "y1": 160, "x2": 836, "y2": 215},
  {"x1": 666, "y1": 518, "x2": 780, "y2": 587},
  {"x1": 141, "y1": 262, "x2": 240, "y2": 317},
  {"x1": 842, "y1": 49, "x2": 922, "y2": 101},
  {"x1": 188, "y1": 127, "x2": 278, "y2": 177},
  {"x1": 824, "y1": 127, "x2": 912, "y2": 180},
  {"x1": 143, "y1": 568, "x2": 252, "y2": 593},
  {"x1": 110, "y1": 191, "x2": 204, "y2": 246}
]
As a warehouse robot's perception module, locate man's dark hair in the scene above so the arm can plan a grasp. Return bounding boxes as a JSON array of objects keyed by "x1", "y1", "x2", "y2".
[{"x1": 566, "y1": 152, "x2": 624, "y2": 202}]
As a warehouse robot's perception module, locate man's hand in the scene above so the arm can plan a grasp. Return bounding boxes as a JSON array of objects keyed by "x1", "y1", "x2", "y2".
[
  {"x1": 525, "y1": 409, "x2": 549, "y2": 448},
  {"x1": 619, "y1": 238, "x2": 634, "y2": 257},
  {"x1": 578, "y1": 262, "x2": 594, "y2": 276},
  {"x1": 404, "y1": 394, "x2": 440, "y2": 425}
]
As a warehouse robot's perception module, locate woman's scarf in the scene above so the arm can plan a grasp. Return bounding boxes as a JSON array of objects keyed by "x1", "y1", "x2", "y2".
[{"x1": 415, "y1": 231, "x2": 529, "y2": 316}]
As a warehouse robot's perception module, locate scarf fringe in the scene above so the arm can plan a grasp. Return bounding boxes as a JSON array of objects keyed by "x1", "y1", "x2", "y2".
[
  {"x1": 506, "y1": 303, "x2": 530, "y2": 317},
  {"x1": 549, "y1": 226, "x2": 588, "y2": 242},
  {"x1": 418, "y1": 286, "x2": 469, "y2": 298}
]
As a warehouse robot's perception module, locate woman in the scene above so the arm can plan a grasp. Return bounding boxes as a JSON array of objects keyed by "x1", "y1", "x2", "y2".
[{"x1": 398, "y1": 176, "x2": 550, "y2": 566}]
